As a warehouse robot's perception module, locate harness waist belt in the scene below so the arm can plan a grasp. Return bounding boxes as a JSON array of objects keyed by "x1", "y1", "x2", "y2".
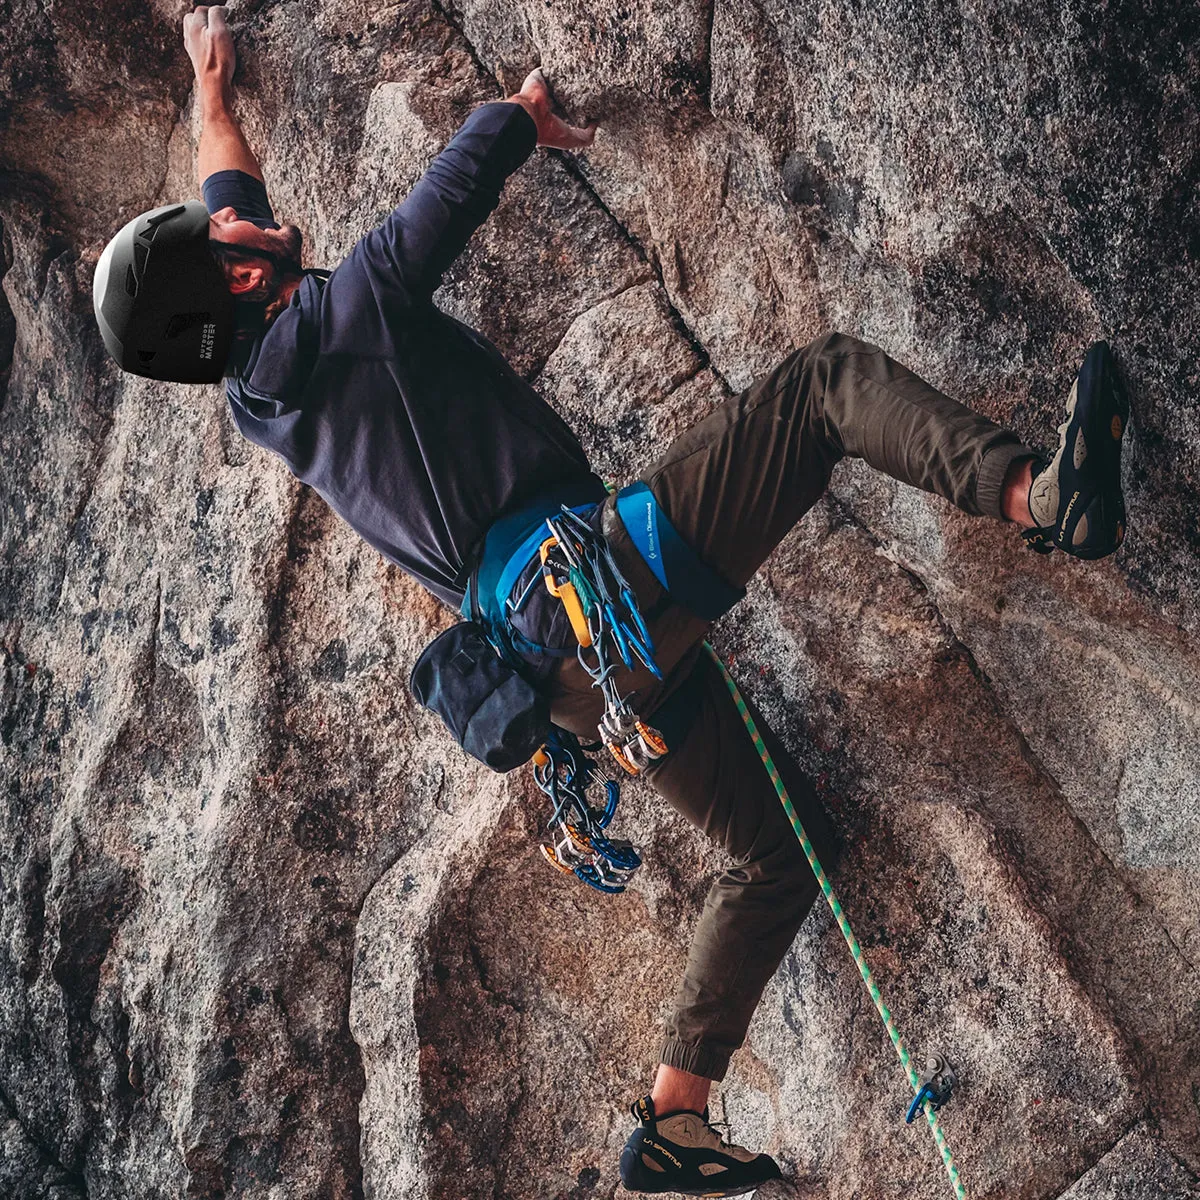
[
  {"x1": 463, "y1": 474, "x2": 609, "y2": 628},
  {"x1": 614, "y1": 481, "x2": 744, "y2": 622}
]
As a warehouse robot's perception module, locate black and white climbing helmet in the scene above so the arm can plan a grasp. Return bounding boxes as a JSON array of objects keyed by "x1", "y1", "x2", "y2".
[{"x1": 93, "y1": 201, "x2": 234, "y2": 384}]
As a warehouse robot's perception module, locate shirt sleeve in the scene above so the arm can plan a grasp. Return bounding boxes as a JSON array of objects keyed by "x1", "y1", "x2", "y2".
[
  {"x1": 350, "y1": 101, "x2": 537, "y2": 304},
  {"x1": 202, "y1": 169, "x2": 281, "y2": 230}
]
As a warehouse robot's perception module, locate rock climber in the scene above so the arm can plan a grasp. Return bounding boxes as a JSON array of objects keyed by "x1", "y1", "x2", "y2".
[{"x1": 92, "y1": 6, "x2": 1128, "y2": 1195}]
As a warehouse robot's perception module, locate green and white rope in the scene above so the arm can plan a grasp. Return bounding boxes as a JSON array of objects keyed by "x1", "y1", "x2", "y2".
[{"x1": 705, "y1": 642, "x2": 967, "y2": 1200}]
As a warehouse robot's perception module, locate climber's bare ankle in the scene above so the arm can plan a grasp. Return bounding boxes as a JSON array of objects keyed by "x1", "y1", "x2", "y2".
[
  {"x1": 651, "y1": 1063, "x2": 712, "y2": 1115},
  {"x1": 1001, "y1": 455, "x2": 1036, "y2": 526}
]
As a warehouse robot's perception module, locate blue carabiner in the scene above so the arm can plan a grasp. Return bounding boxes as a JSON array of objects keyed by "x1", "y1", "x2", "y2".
[
  {"x1": 590, "y1": 835, "x2": 641, "y2": 871},
  {"x1": 905, "y1": 1083, "x2": 936, "y2": 1124},
  {"x1": 623, "y1": 628, "x2": 662, "y2": 679},
  {"x1": 606, "y1": 605, "x2": 635, "y2": 670},
  {"x1": 574, "y1": 863, "x2": 626, "y2": 894},
  {"x1": 598, "y1": 778, "x2": 620, "y2": 827},
  {"x1": 622, "y1": 588, "x2": 657, "y2": 656}
]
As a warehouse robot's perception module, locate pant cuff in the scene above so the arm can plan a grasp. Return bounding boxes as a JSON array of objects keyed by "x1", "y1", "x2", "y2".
[
  {"x1": 658, "y1": 1037, "x2": 733, "y2": 1082},
  {"x1": 975, "y1": 439, "x2": 1039, "y2": 521}
]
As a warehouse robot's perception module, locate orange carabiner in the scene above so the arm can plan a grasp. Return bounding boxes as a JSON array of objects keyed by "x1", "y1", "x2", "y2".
[{"x1": 539, "y1": 537, "x2": 592, "y2": 647}]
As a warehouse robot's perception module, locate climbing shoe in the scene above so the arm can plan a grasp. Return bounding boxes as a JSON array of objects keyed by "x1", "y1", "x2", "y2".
[
  {"x1": 618, "y1": 1094, "x2": 783, "y2": 1196},
  {"x1": 1024, "y1": 340, "x2": 1129, "y2": 558}
]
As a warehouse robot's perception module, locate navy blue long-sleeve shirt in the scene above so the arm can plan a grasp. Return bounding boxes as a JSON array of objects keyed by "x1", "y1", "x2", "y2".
[{"x1": 204, "y1": 103, "x2": 594, "y2": 609}]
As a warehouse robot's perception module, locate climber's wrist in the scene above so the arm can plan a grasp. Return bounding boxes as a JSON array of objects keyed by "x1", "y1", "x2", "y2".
[{"x1": 198, "y1": 78, "x2": 236, "y2": 122}]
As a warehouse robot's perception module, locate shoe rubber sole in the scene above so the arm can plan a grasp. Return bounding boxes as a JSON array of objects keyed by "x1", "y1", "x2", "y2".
[
  {"x1": 620, "y1": 1146, "x2": 781, "y2": 1196},
  {"x1": 1030, "y1": 340, "x2": 1129, "y2": 559}
]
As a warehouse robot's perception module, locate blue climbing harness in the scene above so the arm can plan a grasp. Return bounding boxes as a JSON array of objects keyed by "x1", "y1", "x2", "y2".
[{"x1": 468, "y1": 478, "x2": 746, "y2": 893}]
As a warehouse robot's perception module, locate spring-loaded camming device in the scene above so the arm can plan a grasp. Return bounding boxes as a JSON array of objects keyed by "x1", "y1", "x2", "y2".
[{"x1": 533, "y1": 728, "x2": 641, "y2": 893}]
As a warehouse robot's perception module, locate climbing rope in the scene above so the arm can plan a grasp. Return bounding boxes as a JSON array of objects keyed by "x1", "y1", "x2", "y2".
[{"x1": 706, "y1": 642, "x2": 968, "y2": 1200}]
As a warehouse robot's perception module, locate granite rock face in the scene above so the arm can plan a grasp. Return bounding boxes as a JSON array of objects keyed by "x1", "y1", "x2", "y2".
[
  {"x1": 1058, "y1": 1125, "x2": 1200, "y2": 1200},
  {"x1": 2, "y1": 1, "x2": 1199, "y2": 1198}
]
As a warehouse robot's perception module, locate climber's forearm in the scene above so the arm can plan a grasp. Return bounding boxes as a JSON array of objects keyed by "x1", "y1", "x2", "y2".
[
  {"x1": 197, "y1": 89, "x2": 265, "y2": 187},
  {"x1": 184, "y1": 5, "x2": 263, "y2": 187}
]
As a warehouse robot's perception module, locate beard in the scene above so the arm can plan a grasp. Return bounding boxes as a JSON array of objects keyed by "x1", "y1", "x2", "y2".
[
  {"x1": 273, "y1": 222, "x2": 304, "y2": 269},
  {"x1": 221, "y1": 224, "x2": 310, "y2": 377}
]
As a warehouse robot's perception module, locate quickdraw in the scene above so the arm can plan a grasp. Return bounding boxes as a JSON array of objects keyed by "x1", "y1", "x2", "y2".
[
  {"x1": 532, "y1": 728, "x2": 641, "y2": 894},
  {"x1": 540, "y1": 507, "x2": 667, "y2": 774},
  {"x1": 534, "y1": 505, "x2": 667, "y2": 890},
  {"x1": 905, "y1": 1053, "x2": 958, "y2": 1124}
]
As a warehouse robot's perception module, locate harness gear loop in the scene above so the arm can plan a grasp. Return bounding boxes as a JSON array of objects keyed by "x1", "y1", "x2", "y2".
[{"x1": 540, "y1": 508, "x2": 666, "y2": 779}]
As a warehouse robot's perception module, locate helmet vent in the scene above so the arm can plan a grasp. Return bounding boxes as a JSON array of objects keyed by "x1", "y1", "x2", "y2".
[
  {"x1": 163, "y1": 311, "x2": 211, "y2": 339},
  {"x1": 145, "y1": 205, "x2": 185, "y2": 229},
  {"x1": 125, "y1": 265, "x2": 138, "y2": 297},
  {"x1": 133, "y1": 240, "x2": 149, "y2": 276}
]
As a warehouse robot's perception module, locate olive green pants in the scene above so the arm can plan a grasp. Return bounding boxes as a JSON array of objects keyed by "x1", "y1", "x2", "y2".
[{"x1": 547, "y1": 332, "x2": 1035, "y2": 1081}]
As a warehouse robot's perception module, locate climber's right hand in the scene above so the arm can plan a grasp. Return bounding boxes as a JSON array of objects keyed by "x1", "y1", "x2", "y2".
[
  {"x1": 507, "y1": 68, "x2": 597, "y2": 151},
  {"x1": 184, "y1": 5, "x2": 237, "y2": 100}
]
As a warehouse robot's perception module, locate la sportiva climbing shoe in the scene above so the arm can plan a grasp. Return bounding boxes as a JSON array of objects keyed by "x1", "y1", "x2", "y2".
[
  {"x1": 1024, "y1": 340, "x2": 1129, "y2": 558},
  {"x1": 618, "y1": 1094, "x2": 783, "y2": 1196}
]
